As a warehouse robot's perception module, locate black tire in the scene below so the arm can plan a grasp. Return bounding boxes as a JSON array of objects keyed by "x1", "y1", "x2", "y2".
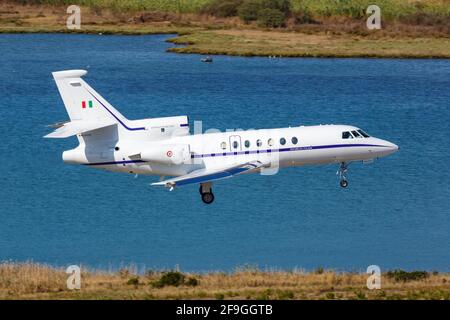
[
  {"x1": 201, "y1": 192, "x2": 215, "y2": 204},
  {"x1": 340, "y1": 180, "x2": 348, "y2": 188}
]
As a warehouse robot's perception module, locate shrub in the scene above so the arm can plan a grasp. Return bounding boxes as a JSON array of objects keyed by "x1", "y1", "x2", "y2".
[
  {"x1": 126, "y1": 276, "x2": 139, "y2": 286},
  {"x1": 277, "y1": 289, "x2": 295, "y2": 299},
  {"x1": 185, "y1": 277, "x2": 199, "y2": 287},
  {"x1": 260, "y1": 0, "x2": 291, "y2": 16},
  {"x1": 237, "y1": 0, "x2": 291, "y2": 23},
  {"x1": 386, "y1": 270, "x2": 429, "y2": 282},
  {"x1": 152, "y1": 271, "x2": 185, "y2": 288},
  {"x1": 257, "y1": 8, "x2": 285, "y2": 27},
  {"x1": 201, "y1": 0, "x2": 244, "y2": 18},
  {"x1": 293, "y1": 7, "x2": 317, "y2": 24},
  {"x1": 354, "y1": 290, "x2": 367, "y2": 300},
  {"x1": 325, "y1": 292, "x2": 335, "y2": 300},
  {"x1": 237, "y1": 0, "x2": 262, "y2": 22},
  {"x1": 215, "y1": 292, "x2": 225, "y2": 300}
]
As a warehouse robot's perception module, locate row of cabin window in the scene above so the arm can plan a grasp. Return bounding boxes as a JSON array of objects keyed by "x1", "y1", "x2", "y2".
[{"x1": 221, "y1": 137, "x2": 299, "y2": 150}]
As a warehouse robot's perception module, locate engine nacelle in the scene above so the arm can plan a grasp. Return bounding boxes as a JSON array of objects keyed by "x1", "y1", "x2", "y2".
[{"x1": 140, "y1": 144, "x2": 191, "y2": 165}]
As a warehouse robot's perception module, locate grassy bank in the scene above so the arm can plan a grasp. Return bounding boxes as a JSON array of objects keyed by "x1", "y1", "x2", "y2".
[
  {"x1": 1, "y1": 1, "x2": 449, "y2": 58},
  {"x1": 167, "y1": 29, "x2": 450, "y2": 58},
  {"x1": 0, "y1": 263, "x2": 449, "y2": 300}
]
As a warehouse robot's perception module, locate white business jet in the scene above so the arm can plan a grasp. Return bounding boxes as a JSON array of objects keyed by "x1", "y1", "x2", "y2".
[{"x1": 46, "y1": 70, "x2": 398, "y2": 204}]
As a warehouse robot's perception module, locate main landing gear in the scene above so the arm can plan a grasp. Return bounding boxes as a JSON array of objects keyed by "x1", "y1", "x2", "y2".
[
  {"x1": 337, "y1": 162, "x2": 349, "y2": 188},
  {"x1": 199, "y1": 182, "x2": 214, "y2": 204}
]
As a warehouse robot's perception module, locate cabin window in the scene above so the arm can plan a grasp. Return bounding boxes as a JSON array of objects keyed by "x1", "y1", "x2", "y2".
[
  {"x1": 342, "y1": 131, "x2": 353, "y2": 139},
  {"x1": 291, "y1": 137, "x2": 298, "y2": 145},
  {"x1": 233, "y1": 141, "x2": 239, "y2": 149},
  {"x1": 245, "y1": 140, "x2": 250, "y2": 148},
  {"x1": 220, "y1": 142, "x2": 227, "y2": 149},
  {"x1": 268, "y1": 138, "x2": 274, "y2": 146},
  {"x1": 352, "y1": 130, "x2": 362, "y2": 138},
  {"x1": 256, "y1": 139, "x2": 262, "y2": 147},
  {"x1": 357, "y1": 129, "x2": 370, "y2": 138},
  {"x1": 280, "y1": 138, "x2": 286, "y2": 145}
]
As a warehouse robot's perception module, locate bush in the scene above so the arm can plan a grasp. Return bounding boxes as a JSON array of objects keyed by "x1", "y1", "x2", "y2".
[
  {"x1": 126, "y1": 276, "x2": 139, "y2": 286},
  {"x1": 237, "y1": 0, "x2": 262, "y2": 22},
  {"x1": 152, "y1": 271, "x2": 185, "y2": 288},
  {"x1": 386, "y1": 270, "x2": 429, "y2": 282},
  {"x1": 293, "y1": 7, "x2": 317, "y2": 24},
  {"x1": 260, "y1": 0, "x2": 291, "y2": 16},
  {"x1": 237, "y1": 0, "x2": 291, "y2": 23},
  {"x1": 257, "y1": 8, "x2": 285, "y2": 27},
  {"x1": 202, "y1": 0, "x2": 244, "y2": 18},
  {"x1": 185, "y1": 277, "x2": 200, "y2": 287}
]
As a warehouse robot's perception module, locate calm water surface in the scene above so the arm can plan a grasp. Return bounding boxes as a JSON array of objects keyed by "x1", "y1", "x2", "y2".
[{"x1": 0, "y1": 34, "x2": 449, "y2": 271}]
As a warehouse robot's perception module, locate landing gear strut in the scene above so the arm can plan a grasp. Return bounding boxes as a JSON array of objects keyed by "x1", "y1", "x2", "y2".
[
  {"x1": 337, "y1": 162, "x2": 349, "y2": 188},
  {"x1": 199, "y1": 182, "x2": 214, "y2": 204}
]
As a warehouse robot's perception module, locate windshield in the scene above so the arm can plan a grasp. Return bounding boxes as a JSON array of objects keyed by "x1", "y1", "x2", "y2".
[{"x1": 357, "y1": 129, "x2": 370, "y2": 138}]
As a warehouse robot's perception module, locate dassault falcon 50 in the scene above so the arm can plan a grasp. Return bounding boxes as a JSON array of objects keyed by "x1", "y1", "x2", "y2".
[{"x1": 46, "y1": 70, "x2": 399, "y2": 204}]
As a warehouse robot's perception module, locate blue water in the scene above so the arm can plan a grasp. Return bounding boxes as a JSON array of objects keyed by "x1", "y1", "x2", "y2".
[{"x1": 0, "y1": 34, "x2": 449, "y2": 272}]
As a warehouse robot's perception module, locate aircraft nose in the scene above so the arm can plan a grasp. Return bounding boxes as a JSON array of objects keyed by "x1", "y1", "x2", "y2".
[
  {"x1": 389, "y1": 142, "x2": 399, "y2": 152},
  {"x1": 383, "y1": 140, "x2": 399, "y2": 154}
]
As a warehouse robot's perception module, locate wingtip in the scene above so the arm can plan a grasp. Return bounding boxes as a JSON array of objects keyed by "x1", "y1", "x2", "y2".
[{"x1": 52, "y1": 69, "x2": 88, "y2": 79}]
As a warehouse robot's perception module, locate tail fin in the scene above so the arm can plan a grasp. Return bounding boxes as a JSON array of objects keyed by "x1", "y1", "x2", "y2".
[{"x1": 52, "y1": 70, "x2": 127, "y2": 123}]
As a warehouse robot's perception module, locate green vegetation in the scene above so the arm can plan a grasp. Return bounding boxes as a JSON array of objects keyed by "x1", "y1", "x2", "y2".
[
  {"x1": 9, "y1": 0, "x2": 450, "y2": 21},
  {"x1": 234, "y1": 0, "x2": 290, "y2": 26},
  {"x1": 291, "y1": 0, "x2": 450, "y2": 20},
  {"x1": 9, "y1": 0, "x2": 211, "y2": 13},
  {"x1": 257, "y1": 8, "x2": 285, "y2": 27},
  {"x1": 126, "y1": 276, "x2": 140, "y2": 286},
  {"x1": 150, "y1": 271, "x2": 199, "y2": 288},
  {"x1": 151, "y1": 271, "x2": 186, "y2": 288},
  {"x1": 386, "y1": 270, "x2": 430, "y2": 282}
]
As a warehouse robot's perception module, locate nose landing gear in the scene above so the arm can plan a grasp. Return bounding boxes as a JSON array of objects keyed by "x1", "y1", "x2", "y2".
[
  {"x1": 337, "y1": 162, "x2": 349, "y2": 188},
  {"x1": 199, "y1": 182, "x2": 214, "y2": 204}
]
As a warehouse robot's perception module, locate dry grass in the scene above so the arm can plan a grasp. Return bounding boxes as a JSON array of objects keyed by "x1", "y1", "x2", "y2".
[{"x1": 0, "y1": 263, "x2": 449, "y2": 300}]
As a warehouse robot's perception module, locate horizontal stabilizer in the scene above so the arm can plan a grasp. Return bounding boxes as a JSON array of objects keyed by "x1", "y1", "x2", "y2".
[
  {"x1": 44, "y1": 119, "x2": 116, "y2": 138},
  {"x1": 152, "y1": 160, "x2": 266, "y2": 188}
]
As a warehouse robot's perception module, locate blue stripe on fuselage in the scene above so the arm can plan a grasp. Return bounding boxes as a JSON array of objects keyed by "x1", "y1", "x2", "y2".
[
  {"x1": 84, "y1": 143, "x2": 387, "y2": 166},
  {"x1": 191, "y1": 143, "x2": 387, "y2": 159}
]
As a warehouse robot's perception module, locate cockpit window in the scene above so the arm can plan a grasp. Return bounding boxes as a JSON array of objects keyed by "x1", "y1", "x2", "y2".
[
  {"x1": 342, "y1": 131, "x2": 353, "y2": 139},
  {"x1": 357, "y1": 129, "x2": 370, "y2": 138},
  {"x1": 351, "y1": 130, "x2": 362, "y2": 138}
]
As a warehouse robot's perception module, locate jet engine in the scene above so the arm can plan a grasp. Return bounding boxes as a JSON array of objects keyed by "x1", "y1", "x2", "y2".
[{"x1": 140, "y1": 144, "x2": 191, "y2": 165}]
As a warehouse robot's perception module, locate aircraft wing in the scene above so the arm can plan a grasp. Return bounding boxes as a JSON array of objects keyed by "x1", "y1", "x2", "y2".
[
  {"x1": 151, "y1": 160, "x2": 267, "y2": 188},
  {"x1": 44, "y1": 119, "x2": 116, "y2": 138}
]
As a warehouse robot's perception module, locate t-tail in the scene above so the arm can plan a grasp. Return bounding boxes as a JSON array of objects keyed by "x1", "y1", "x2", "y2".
[{"x1": 45, "y1": 70, "x2": 126, "y2": 138}]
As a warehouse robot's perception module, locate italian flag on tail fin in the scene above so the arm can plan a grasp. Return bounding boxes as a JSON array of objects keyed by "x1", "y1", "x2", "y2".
[{"x1": 82, "y1": 100, "x2": 93, "y2": 108}]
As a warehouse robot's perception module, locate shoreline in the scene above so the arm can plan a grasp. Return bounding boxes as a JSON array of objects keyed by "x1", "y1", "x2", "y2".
[
  {"x1": 1, "y1": 263, "x2": 449, "y2": 300},
  {"x1": 2, "y1": 27, "x2": 449, "y2": 59}
]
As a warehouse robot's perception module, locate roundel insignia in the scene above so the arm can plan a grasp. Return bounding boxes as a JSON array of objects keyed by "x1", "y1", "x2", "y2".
[{"x1": 167, "y1": 150, "x2": 173, "y2": 157}]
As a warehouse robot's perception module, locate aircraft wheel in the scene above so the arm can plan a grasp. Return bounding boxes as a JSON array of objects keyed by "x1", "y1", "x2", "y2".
[
  {"x1": 340, "y1": 180, "x2": 348, "y2": 188},
  {"x1": 201, "y1": 192, "x2": 215, "y2": 204}
]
